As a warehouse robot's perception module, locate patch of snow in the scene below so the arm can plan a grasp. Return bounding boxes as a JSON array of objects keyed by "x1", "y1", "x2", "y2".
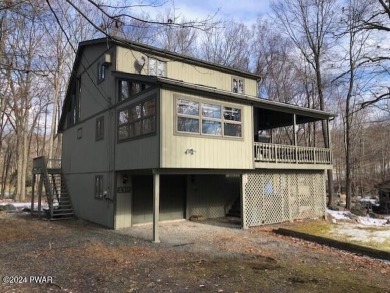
[
  {"x1": 0, "y1": 201, "x2": 50, "y2": 211},
  {"x1": 358, "y1": 217, "x2": 389, "y2": 226},
  {"x1": 327, "y1": 208, "x2": 390, "y2": 245},
  {"x1": 359, "y1": 198, "x2": 379, "y2": 206},
  {"x1": 331, "y1": 224, "x2": 390, "y2": 244},
  {"x1": 11, "y1": 202, "x2": 32, "y2": 208},
  {"x1": 327, "y1": 209, "x2": 351, "y2": 220},
  {"x1": 327, "y1": 209, "x2": 390, "y2": 227}
]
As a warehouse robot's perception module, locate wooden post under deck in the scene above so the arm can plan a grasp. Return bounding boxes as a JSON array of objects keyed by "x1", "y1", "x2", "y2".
[
  {"x1": 153, "y1": 172, "x2": 160, "y2": 243},
  {"x1": 241, "y1": 174, "x2": 248, "y2": 229},
  {"x1": 293, "y1": 114, "x2": 298, "y2": 163},
  {"x1": 31, "y1": 174, "x2": 35, "y2": 215},
  {"x1": 37, "y1": 175, "x2": 43, "y2": 219}
]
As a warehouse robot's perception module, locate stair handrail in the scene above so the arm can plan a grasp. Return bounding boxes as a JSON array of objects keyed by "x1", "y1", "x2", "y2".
[
  {"x1": 39, "y1": 157, "x2": 55, "y2": 218},
  {"x1": 58, "y1": 170, "x2": 74, "y2": 214}
]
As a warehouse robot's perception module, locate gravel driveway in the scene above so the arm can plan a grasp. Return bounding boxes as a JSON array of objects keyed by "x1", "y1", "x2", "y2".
[{"x1": 0, "y1": 212, "x2": 389, "y2": 292}]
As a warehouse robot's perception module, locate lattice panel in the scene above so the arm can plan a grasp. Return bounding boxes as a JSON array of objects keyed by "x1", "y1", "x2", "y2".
[{"x1": 244, "y1": 171, "x2": 325, "y2": 227}]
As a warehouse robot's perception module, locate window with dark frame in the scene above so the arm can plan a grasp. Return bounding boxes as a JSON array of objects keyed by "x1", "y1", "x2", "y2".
[
  {"x1": 176, "y1": 97, "x2": 242, "y2": 138},
  {"x1": 118, "y1": 79, "x2": 150, "y2": 102},
  {"x1": 96, "y1": 116, "x2": 104, "y2": 141},
  {"x1": 118, "y1": 98, "x2": 156, "y2": 141},
  {"x1": 95, "y1": 175, "x2": 103, "y2": 199},
  {"x1": 97, "y1": 62, "x2": 105, "y2": 82},
  {"x1": 66, "y1": 76, "x2": 81, "y2": 127}
]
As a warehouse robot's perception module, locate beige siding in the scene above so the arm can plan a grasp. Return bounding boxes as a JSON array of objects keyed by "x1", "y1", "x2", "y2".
[
  {"x1": 116, "y1": 46, "x2": 258, "y2": 96},
  {"x1": 116, "y1": 47, "x2": 147, "y2": 75},
  {"x1": 160, "y1": 89, "x2": 254, "y2": 169}
]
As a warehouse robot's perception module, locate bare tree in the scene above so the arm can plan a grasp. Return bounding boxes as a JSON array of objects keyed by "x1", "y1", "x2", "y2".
[
  {"x1": 199, "y1": 21, "x2": 250, "y2": 70},
  {"x1": 271, "y1": 0, "x2": 337, "y2": 205},
  {"x1": 352, "y1": 0, "x2": 390, "y2": 108},
  {"x1": 331, "y1": 0, "x2": 376, "y2": 208},
  {"x1": 154, "y1": 11, "x2": 198, "y2": 55},
  {"x1": 1, "y1": 1, "x2": 53, "y2": 200}
]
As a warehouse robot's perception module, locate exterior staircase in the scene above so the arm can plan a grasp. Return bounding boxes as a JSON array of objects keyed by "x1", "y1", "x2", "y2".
[
  {"x1": 227, "y1": 198, "x2": 241, "y2": 218},
  {"x1": 32, "y1": 157, "x2": 74, "y2": 220},
  {"x1": 45, "y1": 173, "x2": 74, "y2": 220}
]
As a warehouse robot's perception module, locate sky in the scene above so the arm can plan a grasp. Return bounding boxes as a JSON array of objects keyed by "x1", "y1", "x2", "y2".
[{"x1": 142, "y1": 0, "x2": 273, "y2": 26}]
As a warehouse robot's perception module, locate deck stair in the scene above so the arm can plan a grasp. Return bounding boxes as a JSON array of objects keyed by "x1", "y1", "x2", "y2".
[
  {"x1": 32, "y1": 156, "x2": 74, "y2": 220},
  {"x1": 227, "y1": 198, "x2": 241, "y2": 218}
]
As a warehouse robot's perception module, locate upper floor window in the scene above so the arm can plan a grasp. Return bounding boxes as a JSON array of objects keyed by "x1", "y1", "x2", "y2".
[
  {"x1": 98, "y1": 62, "x2": 105, "y2": 82},
  {"x1": 176, "y1": 97, "x2": 242, "y2": 138},
  {"x1": 148, "y1": 57, "x2": 166, "y2": 77},
  {"x1": 119, "y1": 79, "x2": 150, "y2": 101},
  {"x1": 118, "y1": 98, "x2": 156, "y2": 141},
  {"x1": 96, "y1": 116, "x2": 104, "y2": 141},
  {"x1": 232, "y1": 77, "x2": 244, "y2": 94}
]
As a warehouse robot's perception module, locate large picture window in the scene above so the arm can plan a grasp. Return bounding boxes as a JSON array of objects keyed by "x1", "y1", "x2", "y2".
[
  {"x1": 118, "y1": 98, "x2": 156, "y2": 141},
  {"x1": 176, "y1": 97, "x2": 242, "y2": 138}
]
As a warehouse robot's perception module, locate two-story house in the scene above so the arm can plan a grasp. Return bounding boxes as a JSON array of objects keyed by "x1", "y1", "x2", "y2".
[{"x1": 52, "y1": 37, "x2": 332, "y2": 242}]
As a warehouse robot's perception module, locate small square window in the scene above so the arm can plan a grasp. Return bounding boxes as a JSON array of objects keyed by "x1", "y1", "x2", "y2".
[
  {"x1": 95, "y1": 175, "x2": 103, "y2": 199},
  {"x1": 232, "y1": 77, "x2": 244, "y2": 94},
  {"x1": 148, "y1": 58, "x2": 166, "y2": 77},
  {"x1": 96, "y1": 116, "x2": 104, "y2": 141}
]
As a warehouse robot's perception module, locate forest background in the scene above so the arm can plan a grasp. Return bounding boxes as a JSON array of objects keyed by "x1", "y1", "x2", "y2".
[{"x1": 1, "y1": 0, "x2": 389, "y2": 208}]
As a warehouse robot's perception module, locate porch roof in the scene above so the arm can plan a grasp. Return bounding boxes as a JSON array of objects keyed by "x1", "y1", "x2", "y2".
[{"x1": 156, "y1": 76, "x2": 335, "y2": 129}]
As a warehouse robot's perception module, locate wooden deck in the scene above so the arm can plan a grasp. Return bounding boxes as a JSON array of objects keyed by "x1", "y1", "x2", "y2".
[{"x1": 254, "y1": 142, "x2": 332, "y2": 170}]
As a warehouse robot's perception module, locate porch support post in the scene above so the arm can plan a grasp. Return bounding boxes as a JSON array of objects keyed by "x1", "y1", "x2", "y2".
[
  {"x1": 37, "y1": 175, "x2": 43, "y2": 219},
  {"x1": 31, "y1": 174, "x2": 35, "y2": 215},
  {"x1": 327, "y1": 119, "x2": 332, "y2": 163},
  {"x1": 293, "y1": 114, "x2": 298, "y2": 163},
  {"x1": 326, "y1": 119, "x2": 331, "y2": 147},
  {"x1": 241, "y1": 174, "x2": 248, "y2": 229},
  {"x1": 152, "y1": 171, "x2": 160, "y2": 243}
]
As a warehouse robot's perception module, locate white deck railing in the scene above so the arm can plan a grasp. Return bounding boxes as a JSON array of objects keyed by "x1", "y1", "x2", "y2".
[{"x1": 254, "y1": 142, "x2": 332, "y2": 165}]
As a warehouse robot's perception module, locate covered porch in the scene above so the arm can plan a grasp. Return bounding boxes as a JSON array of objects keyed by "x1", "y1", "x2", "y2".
[{"x1": 252, "y1": 100, "x2": 333, "y2": 169}]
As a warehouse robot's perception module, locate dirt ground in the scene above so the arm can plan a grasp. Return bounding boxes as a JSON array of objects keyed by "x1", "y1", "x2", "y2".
[{"x1": 0, "y1": 212, "x2": 389, "y2": 293}]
